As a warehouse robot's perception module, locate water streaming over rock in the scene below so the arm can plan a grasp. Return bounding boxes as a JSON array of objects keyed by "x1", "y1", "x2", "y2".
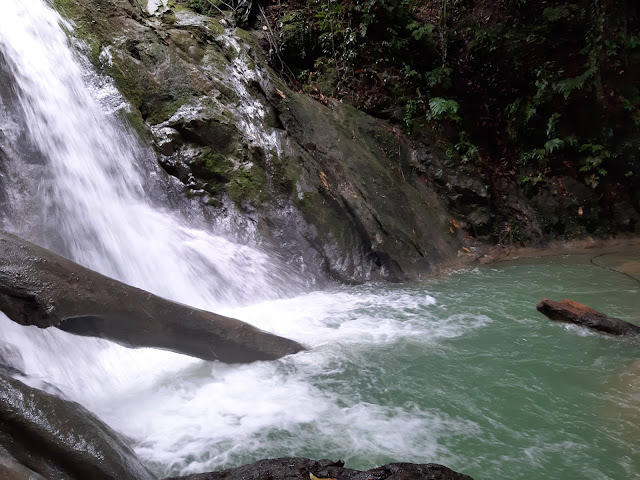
[
  {"x1": 0, "y1": 0, "x2": 300, "y2": 308},
  {"x1": 0, "y1": 2, "x2": 639, "y2": 480}
]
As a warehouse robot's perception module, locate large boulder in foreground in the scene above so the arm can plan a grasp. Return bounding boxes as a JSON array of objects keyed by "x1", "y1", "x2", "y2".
[
  {"x1": 0, "y1": 231, "x2": 304, "y2": 362},
  {"x1": 0, "y1": 370, "x2": 156, "y2": 480},
  {"x1": 167, "y1": 457, "x2": 474, "y2": 480},
  {"x1": 537, "y1": 299, "x2": 640, "y2": 336}
]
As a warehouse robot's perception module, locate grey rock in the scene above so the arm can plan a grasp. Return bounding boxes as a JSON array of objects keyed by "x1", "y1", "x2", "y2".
[
  {"x1": 49, "y1": 0, "x2": 463, "y2": 283},
  {"x1": 0, "y1": 231, "x2": 304, "y2": 363},
  {"x1": 0, "y1": 371, "x2": 156, "y2": 480},
  {"x1": 0, "y1": 446, "x2": 48, "y2": 480},
  {"x1": 166, "y1": 457, "x2": 474, "y2": 480}
]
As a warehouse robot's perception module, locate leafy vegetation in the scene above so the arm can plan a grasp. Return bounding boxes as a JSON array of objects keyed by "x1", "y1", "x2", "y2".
[
  {"x1": 257, "y1": 0, "x2": 640, "y2": 239},
  {"x1": 183, "y1": 0, "x2": 639, "y2": 239}
]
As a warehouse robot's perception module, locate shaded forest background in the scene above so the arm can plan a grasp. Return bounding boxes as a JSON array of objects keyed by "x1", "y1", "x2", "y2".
[{"x1": 186, "y1": 0, "x2": 640, "y2": 243}]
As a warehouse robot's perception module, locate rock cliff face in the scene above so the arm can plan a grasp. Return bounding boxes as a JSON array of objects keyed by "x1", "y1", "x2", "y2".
[{"x1": 52, "y1": 0, "x2": 464, "y2": 282}]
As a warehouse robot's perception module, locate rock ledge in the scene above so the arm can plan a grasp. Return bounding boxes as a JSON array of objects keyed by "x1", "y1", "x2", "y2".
[{"x1": 166, "y1": 457, "x2": 474, "y2": 480}]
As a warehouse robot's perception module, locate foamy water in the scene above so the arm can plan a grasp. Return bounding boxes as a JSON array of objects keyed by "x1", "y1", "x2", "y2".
[
  {"x1": 2, "y1": 256, "x2": 639, "y2": 480},
  {"x1": 0, "y1": 284, "x2": 485, "y2": 477}
]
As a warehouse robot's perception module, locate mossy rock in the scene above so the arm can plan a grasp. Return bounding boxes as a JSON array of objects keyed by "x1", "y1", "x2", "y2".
[
  {"x1": 190, "y1": 147, "x2": 233, "y2": 183},
  {"x1": 118, "y1": 108, "x2": 151, "y2": 142},
  {"x1": 228, "y1": 164, "x2": 268, "y2": 207}
]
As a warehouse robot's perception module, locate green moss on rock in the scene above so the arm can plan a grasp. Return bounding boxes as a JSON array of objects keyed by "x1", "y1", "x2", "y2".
[
  {"x1": 228, "y1": 164, "x2": 267, "y2": 206},
  {"x1": 196, "y1": 147, "x2": 233, "y2": 182}
]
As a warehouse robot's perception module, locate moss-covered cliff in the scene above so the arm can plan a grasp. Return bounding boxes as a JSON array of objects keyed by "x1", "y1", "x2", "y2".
[
  {"x1": 261, "y1": 0, "x2": 640, "y2": 242},
  {"x1": 51, "y1": 0, "x2": 465, "y2": 282}
]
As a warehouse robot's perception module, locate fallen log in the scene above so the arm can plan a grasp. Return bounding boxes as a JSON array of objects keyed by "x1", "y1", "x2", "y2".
[
  {"x1": 0, "y1": 231, "x2": 304, "y2": 362},
  {"x1": 536, "y1": 298, "x2": 640, "y2": 336}
]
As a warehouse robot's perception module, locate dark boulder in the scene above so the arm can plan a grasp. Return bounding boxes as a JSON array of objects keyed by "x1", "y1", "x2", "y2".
[
  {"x1": 0, "y1": 231, "x2": 304, "y2": 363},
  {"x1": 166, "y1": 457, "x2": 474, "y2": 480},
  {"x1": 0, "y1": 371, "x2": 156, "y2": 480},
  {"x1": 0, "y1": 446, "x2": 48, "y2": 480},
  {"x1": 536, "y1": 298, "x2": 640, "y2": 336}
]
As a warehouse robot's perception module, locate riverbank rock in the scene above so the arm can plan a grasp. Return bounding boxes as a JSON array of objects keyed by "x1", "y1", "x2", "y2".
[
  {"x1": 166, "y1": 457, "x2": 474, "y2": 480},
  {"x1": 536, "y1": 298, "x2": 640, "y2": 336},
  {"x1": 0, "y1": 370, "x2": 156, "y2": 480},
  {"x1": 0, "y1": 231, "x2": 304, "y2": 362}
]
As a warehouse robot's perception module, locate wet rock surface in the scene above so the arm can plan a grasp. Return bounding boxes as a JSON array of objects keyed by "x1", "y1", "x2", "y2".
[
  {"x1": 166, "y1": 457, "x2": 474, "y2": 480},
  {"x1": 50, "y1": 0, "x2": 463, "y2": 282},
  {"x1": 0, "y1": 370, "x2": 156, "y2": 480},
  {"x1": 0, "y1": 344, "x2": 24, "y2": 373},
  {"x1": 0, "y1": 231, "x2": 304, "y2": 362},
  {"x1": 537, "y1": 298, "x2": 640, "y2": 336}
]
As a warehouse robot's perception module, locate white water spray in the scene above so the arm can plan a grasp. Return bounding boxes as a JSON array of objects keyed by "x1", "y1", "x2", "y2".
[
  {"x1": 0, "y1": 1, "x2": 494, "y2": 478},
  {"x1": 0, "y1": 0, "x2": 300, "y2": 309}
]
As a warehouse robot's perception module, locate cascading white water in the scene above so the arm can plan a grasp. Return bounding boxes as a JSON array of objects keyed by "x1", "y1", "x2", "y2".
[
  {"x1": 0, "y1": 0, "x2": 302, "y2": 309},
  {"x1": 0, "y1": 3, "x2": 481, "y2": 474},
  {"x1": 0, "y1": 2, "x2": 334, "y2": 471},
  {"x1": 4, "y1": 2, "x2": 636, "y2": 480}
]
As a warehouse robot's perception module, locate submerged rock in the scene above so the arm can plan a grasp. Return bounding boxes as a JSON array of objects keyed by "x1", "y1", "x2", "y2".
[
  {"x1": 536, "y1": 298, "x2": 640, "y2": 336},
  {"x1": 0, "y1": 231, "x2": 304, "y2": 362},
  {"x1": 166, "y1": 457, "x2": 474, "y2": 480},
  {"x1": 0, "y1": 370, "x2": 156, "y2": 480}
]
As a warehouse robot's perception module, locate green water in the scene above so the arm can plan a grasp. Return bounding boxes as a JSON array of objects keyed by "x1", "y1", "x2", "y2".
[
  {"x1": 248, "y1": 250, "x2": 640, "y2": 479},
  {"x1": 57, "y1": 249, "x2": 638, "y2": 479},
  {"x1": 395, "y1": 254, "x2": 639, "y2": 478}
]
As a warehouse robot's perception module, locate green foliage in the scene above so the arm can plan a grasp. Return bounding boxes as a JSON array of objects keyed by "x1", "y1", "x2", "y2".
[
  {"x1": 519, "y1": 171, "x2": 545, "y2": 188},
  {"x1": 578, "y1": 143, "x2": 610, "y2": 188},
  {"x1": 425, "y1": 66, "x2": 452, "y2": 89},
  {"x1": 544, "y1": 137, "x2": 564, "y2": 154},
  {"x1": 542, "y1": 6, "x2": 570, "y2": 23},
  {"x1": 187, "y1": 0, "x2": 216, "y2": 15},
  {"x1": 426, "y1": 97, "x2": 460, "y2": 122},
  {"x1": 553, "y1": 68, "x2": 595, "y2": 100},
  {"x1": 454, "y1": 131, "x2": 479, "y2": 164},
  {"x1": 407, "y1": 20, "x2": 435, "y2": 41},
  {"x1": 404, "y1": 90, "x2": 424, "y2": 129},
  {"x1": 546, "y1": 112, "x2": 561, "y2": 137},
  {"x1": 310, "y1": 0, "x2": 420, "y2": 75},
  {"x1": 267, "y1": 0, "x2": 640, "y2": 211}
]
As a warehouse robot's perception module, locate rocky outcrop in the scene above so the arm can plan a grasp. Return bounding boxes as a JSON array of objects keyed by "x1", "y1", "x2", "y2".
[
  {"x1": 0, "y1": 231, "x2": 304, "y2": 362},
  {"x1": 0, "y1": 370, "x2": 156, "y2": 480},
  {"x1": 166, "y1": 457, "x2": 474, "y2": 480},
  {"x1": 528, "y1": 176, "x2": 640, "y2": 238},
  {"x1": 536, "y1": 298, "x2": 640, "y2": 336},
  {"x1": 50, "y1": 0, "x2": 464, "y2": 282}
]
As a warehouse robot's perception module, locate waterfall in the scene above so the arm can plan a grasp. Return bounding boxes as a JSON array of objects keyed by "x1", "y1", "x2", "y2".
[
  {"x1": 0, "y1": 2, "x2": 316, "y2": 462},
  {"x1": 1, "y1": 6, "x2": 635, "y2": 479},
  {"x1": 0, "y1": 0, "x2": 302, "y2": 310}
]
